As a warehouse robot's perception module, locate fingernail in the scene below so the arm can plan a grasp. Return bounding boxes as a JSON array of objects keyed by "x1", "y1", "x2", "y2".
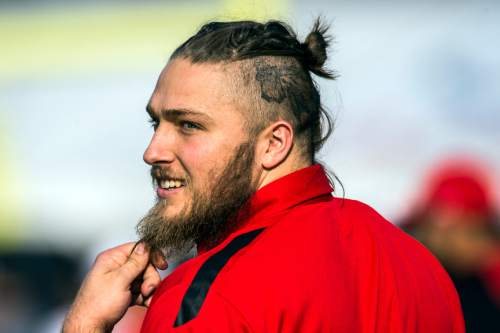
[{"x1": 135, "y1": 243, "x2": 145, "y2": 254}]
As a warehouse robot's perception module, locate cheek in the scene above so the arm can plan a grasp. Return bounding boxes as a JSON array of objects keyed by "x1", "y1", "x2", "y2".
[
  {"x1": 181, "y1": 140, "x2": 217, "y2": 165},
  {"x1": 179, "y1": 138, "x2": 233, "y2": 180}
]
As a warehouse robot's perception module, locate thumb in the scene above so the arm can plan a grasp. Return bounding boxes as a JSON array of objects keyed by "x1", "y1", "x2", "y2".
[{"x1": 117, "y1": 242, "x2": 150, "y2": 284}]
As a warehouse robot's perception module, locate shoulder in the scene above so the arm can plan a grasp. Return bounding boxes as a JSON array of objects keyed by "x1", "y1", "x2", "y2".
[
  {"x1": 218, "y1": 197, "x2": 438, "y2": 273},
  {"x1": 260, "y1": 196, "x2": 411, "y2": 253},
  {"x1": 323, "y1": 198, "x2": 449, "y2": 278},
  {"x1": 218, "y1": 196, "x2": 456, "y2": 298}
]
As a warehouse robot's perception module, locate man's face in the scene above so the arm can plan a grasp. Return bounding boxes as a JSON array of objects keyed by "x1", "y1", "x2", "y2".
[{"x1": 139, "y1": 59, "x2": 257, "y2": 255}]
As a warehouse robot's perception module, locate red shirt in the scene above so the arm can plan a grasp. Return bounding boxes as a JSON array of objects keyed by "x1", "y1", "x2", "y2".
[{"x1": 141, "y1": 165, "x2": 464, "y2": 332}]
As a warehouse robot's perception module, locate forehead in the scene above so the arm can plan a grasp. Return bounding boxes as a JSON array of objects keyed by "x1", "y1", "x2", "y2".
[{"x1": 148, "y1": 59, "x2": 243, "y2": 119}]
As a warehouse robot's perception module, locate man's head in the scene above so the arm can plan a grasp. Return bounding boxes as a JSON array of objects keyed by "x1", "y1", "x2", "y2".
[
  {"x1": 170, "y1": 19, "x2": 335, "y2": 159},
  {"x1": 137, "y1": 19, "x2": 335, "y2": 257}
]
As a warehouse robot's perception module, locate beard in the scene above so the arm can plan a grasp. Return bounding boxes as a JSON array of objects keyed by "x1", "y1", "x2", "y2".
[{"x1": 136, "y1": 141, "x2": 256, "y2": 259}]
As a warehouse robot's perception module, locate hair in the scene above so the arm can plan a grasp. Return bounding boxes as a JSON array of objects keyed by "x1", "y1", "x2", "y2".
[{"x1": 170, "y1": 18, "x2": 336, "y2": 161}]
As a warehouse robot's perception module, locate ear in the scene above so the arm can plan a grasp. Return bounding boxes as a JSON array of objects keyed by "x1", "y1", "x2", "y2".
[{"x1": 260, "y1": 121, "x2": 294, "y2": 170}]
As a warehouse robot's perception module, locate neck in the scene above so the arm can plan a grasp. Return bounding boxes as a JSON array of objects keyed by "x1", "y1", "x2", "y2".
[{"x1": 256, "y1": 155, "x2": 312, "y2": 190}]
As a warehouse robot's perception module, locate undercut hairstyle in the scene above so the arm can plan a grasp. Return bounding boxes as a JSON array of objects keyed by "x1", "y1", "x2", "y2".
[{"x1": 170, "y1": 18, "x2": 336, "y2": 162}]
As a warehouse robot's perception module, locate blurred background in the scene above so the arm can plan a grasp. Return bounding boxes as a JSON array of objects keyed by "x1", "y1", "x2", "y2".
[{"x1": 1, "y1": 0, "x2": 499, "y2": 332}]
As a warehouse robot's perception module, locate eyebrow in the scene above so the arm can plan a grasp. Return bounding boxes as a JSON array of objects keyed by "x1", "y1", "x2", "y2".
[{"x1": 146, "y1": 105, "x2": 213, "y2": 123}]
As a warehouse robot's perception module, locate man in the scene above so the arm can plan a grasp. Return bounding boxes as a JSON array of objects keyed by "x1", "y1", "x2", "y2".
[
  {"x1": 63, "y1": 19, "x2": 464, "y2": 332},
  {"x1": 401, "y1": 158, "x2": 500, "y2": 332}
]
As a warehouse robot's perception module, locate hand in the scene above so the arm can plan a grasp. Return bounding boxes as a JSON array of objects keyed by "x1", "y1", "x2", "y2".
[{"x1": 62, "y1": 242, "x2": 167, "y2": 333}]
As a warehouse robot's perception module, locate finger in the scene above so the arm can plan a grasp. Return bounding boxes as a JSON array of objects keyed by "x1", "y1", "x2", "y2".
[
  {"x1": 151, "y1": 250, "x2": 168, "y2": 270},
  {"x1": 140, "y1": 263, "x2": 161, "y2": 297},
  {"x1": 93, "y1": 242, "x2": 138, "y2": 274},
  {"x1": 117, "y1": 242, "x2": 150, "y2": 284}
]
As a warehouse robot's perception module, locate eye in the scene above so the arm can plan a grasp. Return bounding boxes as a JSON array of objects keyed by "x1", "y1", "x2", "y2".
[
  {"x1": 180, "y1": 121, "x2": 200, "y2": 131},
  {"x1": 148, "y1": 118, "x2": 159, "y2": 130}
]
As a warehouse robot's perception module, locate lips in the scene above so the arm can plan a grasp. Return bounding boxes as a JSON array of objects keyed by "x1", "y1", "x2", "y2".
[
  {"x1": 157, "y1": 186, "x2": 183, "y2": 199},
  {"x1": 156, "y1": 178, "x2": 186, "y2": 198}
]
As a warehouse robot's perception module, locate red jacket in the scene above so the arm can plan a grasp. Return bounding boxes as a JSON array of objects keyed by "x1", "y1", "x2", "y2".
[{"x1": 141, "y1": 165, "x2": 464, "y2": 332}]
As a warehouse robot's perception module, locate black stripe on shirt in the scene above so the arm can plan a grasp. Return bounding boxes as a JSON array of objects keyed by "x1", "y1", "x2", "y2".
[{"x1": 173, "y1": 228, "x2": 265, "y2": 327}]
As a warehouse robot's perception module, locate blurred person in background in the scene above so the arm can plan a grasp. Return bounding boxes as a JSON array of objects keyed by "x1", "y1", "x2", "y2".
[
  {"x1": 62, "y1": 19, "x2": 464, "y2": 332},
  {"x1": 401, "y1": 157, "x2": 500, "y2": 332},
  {"x1": 0, "y1": 251, "x2": 80, "y2": 333}
]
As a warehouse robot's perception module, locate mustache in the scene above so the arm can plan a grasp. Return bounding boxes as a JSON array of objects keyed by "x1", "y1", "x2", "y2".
[{"x1": 150, "y1": 165, "x2": 188, "y2": 184}]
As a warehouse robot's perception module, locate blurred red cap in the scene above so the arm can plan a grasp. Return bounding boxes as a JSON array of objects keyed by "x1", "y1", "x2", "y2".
[{"x1": 422, "y1": 157, "x2": 495, "y2": 217}]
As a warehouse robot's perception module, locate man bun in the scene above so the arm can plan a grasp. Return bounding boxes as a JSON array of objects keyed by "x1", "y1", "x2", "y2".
[{"x1": 301, "y1": 18, "x2": 335, "y2": 79}]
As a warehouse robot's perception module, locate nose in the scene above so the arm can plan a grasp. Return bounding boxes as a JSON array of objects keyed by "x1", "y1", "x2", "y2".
[{"x1": 143, "y1": 131, "x2": 176, "y2": 165}]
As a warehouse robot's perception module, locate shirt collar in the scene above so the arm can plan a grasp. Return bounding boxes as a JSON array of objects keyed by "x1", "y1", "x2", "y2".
[{"x1": 198, "y1": 164, "x2": 333, "y2": 254}]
